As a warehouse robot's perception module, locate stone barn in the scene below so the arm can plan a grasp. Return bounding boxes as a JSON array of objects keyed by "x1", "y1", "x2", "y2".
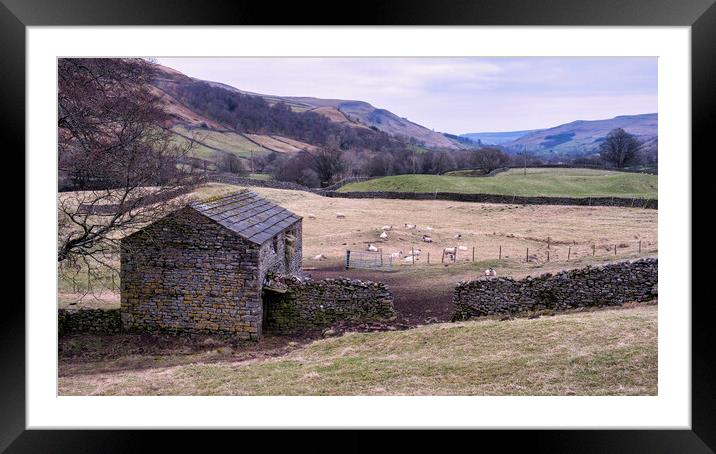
[{"x1": 120, "y1": 189, "x2": 302, "y2": 339}]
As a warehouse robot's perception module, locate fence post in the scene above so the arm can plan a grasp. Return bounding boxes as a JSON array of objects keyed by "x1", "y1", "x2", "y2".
[
  {"x1": 472, "y1": 247, "x2": 475, "y2": 262},
  {"x1": 639, "y1": 240, "x2": 642, "y2": 253},
  {"x1": 499, "y1": 245, "x2": 502, "y2": 260},
  {"x1": 592, "y1": 244, "x2": 595, "y2": 256},
  {"x1": 346, "y1": 250, "x2": 351, "y2": 269},
  {"x1": 547, "y1": 236, "x2": 551, "y2": 250},
  {"x1": 614, "y1": 244, "x2": 617, "y2": 255},
  {"x1": 547, "y1": 250, "x2": 550, "y2": 262},
  {"x1": 427, "y1": 252, "x2": 430, "y2": 265},
  {"x1": 380, "y1": 250, "x2": 383, "y2": 266},
  {"x1": 412, "y1": 247, "x2": 415, "y2": 265},
  {"x1": 568, "y1": 246, "x2": 571, "y2": 260},
  {"x1": 526, "y1": 247, "x2": 529, "y2": 262}
]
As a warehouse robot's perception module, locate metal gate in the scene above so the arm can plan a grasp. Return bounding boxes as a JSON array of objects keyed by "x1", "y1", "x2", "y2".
[{"x1": 345, "y1": 250, "x2": 393, "y2": 271}]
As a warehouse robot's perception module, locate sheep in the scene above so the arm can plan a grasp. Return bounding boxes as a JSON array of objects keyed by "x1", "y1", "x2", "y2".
[
  {"x1": 454, "y1": 234, "x2": 462, "y2": 240},
  {"x1": 484, "y1": 267, "x2": 497, "y2": 277},
  {"x1": 312, "y1": 254, "x2": 327, "y2": 261},
  {"x1": 425, "y1": 226, "x2": 433, "y2": 231},
  {"x1": 390, "y1": 251, "x2": 403, "y2": 259},
  {"x1": 307, "y1": 214, "x2": 316, "y2": 219},
  {"x1": 382, "y1": 225, "x2": 393, "y2": 231},
  {"x1": 422, "y1": 235, "x2": 433, "y2": 243},
  {"x1": 406, "y1": 248, "x2": 422, "y2": 256},
  {"x1": 404, "y1": 223, "x2": 417, "y2": 229},
  {"x1": 379, "y1": 231, "x2": 388, "y2": 240},
  {"x1": 458, "y1": 245, "x2": 468, "y2": 251},
  {"x1": 404, "y1": 256, "x2": 418, "y2": 263},
  {"x1": 336, "y1": 212, "x2": 346, "y2": 219},
  {"x1": 443, "y1": 247, "x2": 457, "y2": 254},
  {"x1": 367, "y1": 244, "x2": 379, "y2": 252}
]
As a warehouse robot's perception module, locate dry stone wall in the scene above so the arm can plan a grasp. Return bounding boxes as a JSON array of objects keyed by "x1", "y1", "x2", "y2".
[
  {"x1": 59, "y1": 308, "x2": 121, "y2": 335},
  {"x1": 263, "y1": 277, "x2": 395, "y2": 333},
  {"x1": 453, "y1": 258, "x2": 657, "y2": 320},
  {"x1": 320, "y1": 190, "x2": 658, "y2": 209}
]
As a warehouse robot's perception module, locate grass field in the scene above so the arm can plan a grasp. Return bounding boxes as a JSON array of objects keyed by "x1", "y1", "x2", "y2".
[
  {"x1": 196, "y1": 183, "x2": 658, "y2": 270},
  {"x1": 338, "y1": 168, "x2": 658, "y2": 199},
  {"x1": 58, "y1": 304, "x2": 657, "y2": 396}
]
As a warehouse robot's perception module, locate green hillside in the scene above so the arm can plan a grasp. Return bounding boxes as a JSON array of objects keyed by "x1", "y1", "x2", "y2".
[{"x1": 339, "y1": 168, "x2": 658, "y2": 199}]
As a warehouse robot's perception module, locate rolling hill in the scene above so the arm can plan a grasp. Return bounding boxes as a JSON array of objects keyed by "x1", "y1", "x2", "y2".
[
  {"x1": 338, "y1": 168, "x2": 658, "y2": 199},
  {"x1": 468, "y1": 114, "x2": 657, "y2": 157}
]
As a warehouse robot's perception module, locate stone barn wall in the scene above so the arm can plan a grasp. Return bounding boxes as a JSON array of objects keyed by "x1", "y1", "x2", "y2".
[
  {"x1": 453, "y1": 258, "x2": 658, "y2": 320},
  {"x1": 120, "y1": 207, "x2": 264, "y2": 339},
  {"x1": 263, "y1": 277, "x2": 395, "y2": 333},
  {"x1": 258, "y1": 221, "x2": 303, "y2": 286}
]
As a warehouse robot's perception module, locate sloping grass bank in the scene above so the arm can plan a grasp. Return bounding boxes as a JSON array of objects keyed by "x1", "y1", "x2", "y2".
[{"x1": 59, "y1": 304, "x2": 657, "y2": 396}]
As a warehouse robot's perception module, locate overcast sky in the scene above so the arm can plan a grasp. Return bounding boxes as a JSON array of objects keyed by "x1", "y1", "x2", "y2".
[{"x1": 157, "y1": 57, "x2": 657, "y2": 134}]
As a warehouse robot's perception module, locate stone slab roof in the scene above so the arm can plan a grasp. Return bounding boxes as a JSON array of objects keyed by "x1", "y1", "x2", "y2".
[{"x1": 190, "y1": 189, "x2": 301, "y2": 244}]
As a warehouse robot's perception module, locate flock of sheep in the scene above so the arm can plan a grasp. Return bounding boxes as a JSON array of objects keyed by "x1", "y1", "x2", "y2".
[
  {"x1": 366, "y1": 224, "x2": 469, "y2": 264},
  {"x1": 307, "y1": 211, "x2": 472, "y2": 266}
]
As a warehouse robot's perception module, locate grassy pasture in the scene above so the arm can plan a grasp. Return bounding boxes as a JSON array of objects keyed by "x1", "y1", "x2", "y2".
[
  {"x1": 339, "y1": 168, "x2": 658, "y2": 199},
  {"x1": 58, "y1": 304, "x2": 657, "y2": 396}
]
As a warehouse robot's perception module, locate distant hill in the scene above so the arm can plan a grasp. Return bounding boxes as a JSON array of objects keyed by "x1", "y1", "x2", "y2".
[
  {"x1": 498, "y1": 113, "x2": 658, "y2": 157},
  {"x1": 461, "y1": 129, "x2": 543, "y2": 145},
  {"x1": 151, "y1": 63, "x2": 459, "y2": 150}
]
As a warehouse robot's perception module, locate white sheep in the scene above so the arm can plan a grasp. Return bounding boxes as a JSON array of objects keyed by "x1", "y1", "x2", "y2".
[
  {"x1": 390, "y1": 251, "x2": 403, "y2": 259},
  {"x1": 367, "y1": 244, "x2": 379, "y2": 252},
  {"x1": 307, "y1": 214, "x2": 316, "y2": 219},
  {"x1": 458, "y1": 245, "x2": 468, "y2": 251},
  {"x1": 454, "y1": 234, "x2": 462, "y2": 240},
  {"x1": 336, "y1": 212, "x2": 346, "y2": 219},
  {"x1": 484, "y1": 267, "x2": 497, "y2": 277},
  {"x1": 382, "y1": 225, "x2": 393, "y2": 231},
  {"x1": 425, "y1": 226, "x2": 433, "y2": 231},
  {"x1": 404, "y1": 223, "x2": 417, "y2": 229},
  {"x1": 312, "y1": 254, "x2": 327, "y2": 261},
  {"x1": 404, "y1": 256, "x2": 418, "y2": 263},
  {"x1": 407, "y1": 248, "x2": 422, "y2": 256},
  {"x1": 380, "y1": 231, "x2": 388, "y2": 240},
  {"x1": 422, "y1": 235, "x2": 433, "y2": 243}
]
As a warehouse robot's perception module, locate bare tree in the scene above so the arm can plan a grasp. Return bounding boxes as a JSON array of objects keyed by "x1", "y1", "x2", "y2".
[
  {"x1": 472, "y1": 147, "x2": 511, "y2": 174},
  {"x1": 306, "y1": 145, "x2": 344, "y2": 187},
  {"x1": 218, "y1": 152, "x2": 248, "y2": 175},
  {"x1": 58, "y1": 58, "x2": 196, "y2": 278},
  {"x1": 599, "y1": 128, "x2": 642, "y2": 168}
]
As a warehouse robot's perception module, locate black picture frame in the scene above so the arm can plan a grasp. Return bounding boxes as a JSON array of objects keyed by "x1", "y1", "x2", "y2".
[{"x1": 4, "y1": 0, "x2": 712, "y2": 450}]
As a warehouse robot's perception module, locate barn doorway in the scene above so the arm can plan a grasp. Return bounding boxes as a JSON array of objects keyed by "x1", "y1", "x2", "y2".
[{"x1": 261, "y1": 287, "x2": 291, "y2": 333}]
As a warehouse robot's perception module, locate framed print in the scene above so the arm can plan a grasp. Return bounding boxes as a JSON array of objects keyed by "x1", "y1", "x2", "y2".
[{"x1": 5, "y1": 0, "x2": 714, "y2": 450}]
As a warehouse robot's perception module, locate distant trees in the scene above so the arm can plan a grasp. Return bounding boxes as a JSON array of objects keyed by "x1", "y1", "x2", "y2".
[
  {"x1": 58, "y1": 58, "x2": 194, "y2": 270},
  {"x1": 599, "y1": 128, "x2": 642, "y2": 168}
]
